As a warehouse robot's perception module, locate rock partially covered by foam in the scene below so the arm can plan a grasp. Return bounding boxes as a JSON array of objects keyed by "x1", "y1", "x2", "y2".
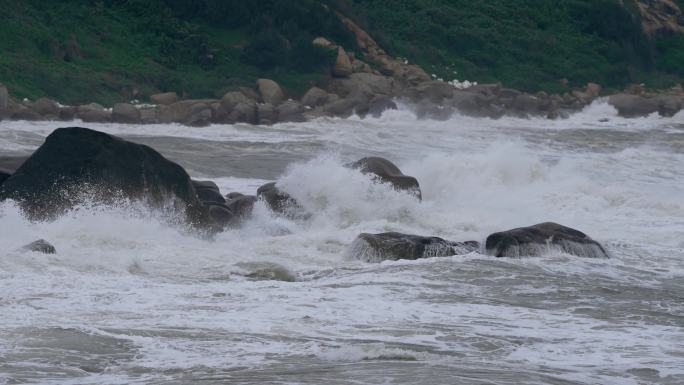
[
  {"x1": 0, "y1": 127, "x2": 207, "y2": 226},
  {"x1": 349, "y1": 232, "x2": 479, "y2": 262},
  {"x1": 349, "y1": 157, "x2": 421, "y2": 199},
  {"x1": 256, "y1": 182, "x2": 306, "y2": 218},
  {"x1": 485, "y1": 222, "x2": 609, "y2": 258},
  {"x1": 19, "y1": 239, "x2": 56, "y2": 254}
]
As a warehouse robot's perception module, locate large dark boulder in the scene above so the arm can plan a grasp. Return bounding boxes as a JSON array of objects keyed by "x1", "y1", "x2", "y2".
[
  {"x1": 349, "y1": 232, "x2": 479, "y2": 262},
  {"x1": 349, "y1": 157, "x2": 421, "y2": 199},
  {"x1": 485, "y1": 222, "x2": 609, "y2": 258},
  {"x1": 0, "y1": 127, "x2": 207, "y2": 225},
  {"x1": 0, "y1": 155, "x2": 28, "y2": 185},
  {"x1": 256, "y1": 182, "x2": 304, "y2": 217}
]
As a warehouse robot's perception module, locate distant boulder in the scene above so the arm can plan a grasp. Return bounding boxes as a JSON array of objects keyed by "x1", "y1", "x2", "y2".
[
  {"x1": 18, "y1": 239, "x2": 56, "y2": 254},
  {"x1": 150, "y1": 92, "x2": 178, "y2": 106},
  {"x1": 77, "y1": 103, "x2": 111, "y2": 123},
  {"x1": 608, "y1": 94, "x2": 659, "y2": 117},
  {"x1": 349, "y1": 157, "x2": 421, "y2": 199},
  {"x1": 112, "y1": 103, "x2": 140, "y2": 124},
  {"x1": 0, "y1": 127, "x2": 207, "y2": 226},
  {"x1": 32, "y1": 98, "x2": 61, "y2": 118},
  {"x1": 349, "y1": 232, "x2": 479, "y2": 262},
  {"x1": 301, "y1": 87, "x2": 329, "y2": 107},
  {"x1": 332, "y1": 46, "x2": 353, "y2": 77},
  {"x1": 257, "y1": 103, "x2": 276, "y2": 125},
  {"x1": 276, "y1": 101, "x2": 305, "y2": 122},
  {"x1": 485, "y1": 222, "x2": 609, "y2": 258},
  {"x1": 257, "y1": 79, "x2": 284, "y2": 106}
]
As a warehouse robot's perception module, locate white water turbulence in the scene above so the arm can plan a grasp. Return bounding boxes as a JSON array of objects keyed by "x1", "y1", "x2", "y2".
[{"x1": 1, "y1": 101, "x2": 683, "y2": 384}]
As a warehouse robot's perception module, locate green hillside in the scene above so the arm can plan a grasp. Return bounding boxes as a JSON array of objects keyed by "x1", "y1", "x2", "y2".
[{"x1": 0, "y1": 0, "x2": 682, "y2": 105}]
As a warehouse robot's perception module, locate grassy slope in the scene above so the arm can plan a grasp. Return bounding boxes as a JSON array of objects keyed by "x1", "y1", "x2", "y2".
[
  {"x1": 0, "y1": 1, "x2": 329, "y2": 105},
  {"x1": 0, "y1": 0, "x2": 682, "y2": 105},
  {"x1": 353, "y1": 0, "x2": 684, "y2": 93}
]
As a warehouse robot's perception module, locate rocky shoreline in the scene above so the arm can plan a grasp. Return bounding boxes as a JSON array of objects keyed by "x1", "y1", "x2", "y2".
[
  {"x1": 1, "y1": 76, "x2": 682, "y2": 127},
  {"x1": 1, "y1": 10, "x2": 683, "y2": 126},
  {"x1": 2, "y1": 126, "x2": 610, "y2": 262}
]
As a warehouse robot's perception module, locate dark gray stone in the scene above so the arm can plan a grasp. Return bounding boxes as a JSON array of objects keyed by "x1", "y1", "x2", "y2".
[
  {"x1": 349, "y1": 157, "x2": 421, "y2": 199},
  {"x1": 485, "y1": 222, "x2": 609, "y2": 258},
  {"x1": 349, "y1": 232, "x2": 479, "y2": 262},
  {"x1": 0, "y1": 127, "x2": 207, "y2": 226},
  {"x1": 19, "y1": 239, "x2": 56, "y2": 254}
]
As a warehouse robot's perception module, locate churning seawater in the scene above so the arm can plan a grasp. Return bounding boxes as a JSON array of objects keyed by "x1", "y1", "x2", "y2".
[{"x1": 1, "y1": 101, "x2": 683, "y2": 384}]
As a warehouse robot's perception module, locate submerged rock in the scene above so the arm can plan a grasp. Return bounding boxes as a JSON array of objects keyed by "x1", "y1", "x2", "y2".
[
  {"x1": 349, "y1": 232, "x2": 479, "y2": 262},
  {"x1": 349, "y1": 157, "x2": 421, "y2": 199},
  {"x1": 19, "y1": 239, "x2": 56, "y2": 254},
  {"x1": 0, "y1": 127, "x2": 207, "y2": 226},
  {"x1": 238, "y1": 261, "x2": 296, "y2": 282},
  {"x1": 485, "y1": 222, "x2": 609, "y2": 258}
]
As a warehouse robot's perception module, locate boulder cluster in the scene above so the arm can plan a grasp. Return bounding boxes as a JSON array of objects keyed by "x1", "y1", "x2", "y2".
[{"x1": 2, "y1": 127, "x2": 610, "y2": 262}]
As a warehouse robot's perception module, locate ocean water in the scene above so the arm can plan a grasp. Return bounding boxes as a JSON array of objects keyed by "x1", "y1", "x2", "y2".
[{"x1": 0, "y1": 102, "x2": 683, "y2": 384}]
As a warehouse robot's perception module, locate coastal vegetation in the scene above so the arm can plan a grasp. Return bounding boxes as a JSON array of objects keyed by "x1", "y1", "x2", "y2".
[{"x1": 0, "y1": 0, "x2": 682, "y2": 104}]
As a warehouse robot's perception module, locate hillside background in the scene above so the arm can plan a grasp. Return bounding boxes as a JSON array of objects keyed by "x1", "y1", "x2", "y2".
[{"x1": 1, "y1": 0, "x2": 683, "y2": 105}]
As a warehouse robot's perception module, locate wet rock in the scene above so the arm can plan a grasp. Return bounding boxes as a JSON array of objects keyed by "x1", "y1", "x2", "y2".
[
  {"x1": 415, "y1": 101, "x2": 456, "y2": 121},
  {"x1": 220, "y1": 91, "x2": 254, "y2": 113},
  {"x1": 226, "y1": 194, "x2": 257, "y2": 220},
  {"x1": 225, "y1": 192, "x2": 244, "y2": 200},
  {"x1": 330, "y1": 73, "x2": 395, "y2": 100},
  {"x1": 192, "y1": 180, "x2": 225, "y2": 204},
  {"x1": 112, "y1": 103, "x2": 140, "y2": 124},
  {"x1": 276, "y1": 101, "x2": 305, "y2": 122},
  {"x1": 349, "y1": 232, "x2": 479, "y2": 262},
  {"x1": 0, "y1": 127, "x2": 207, "y2": 225},
  {"x1": 349, "y1": 157, "x2": 421, "y2": 199},
  {"x1": 205, "y1": 202, "x2": 234, "y2": 230},
  {"x1": 257, "y1": 182, "x2": 302, "y2": 217},
  {"x1": 150, "y1": 92, "x2": 178, "y2": 105},
  {"x1": 485, "y1": 222, "x2": 609, "y2": 258},
  {"x1": 228, "y1": 102, "x2": 257, "y2": 124},
  {"x1": 301, "y1": 87, "x2": 328, "y2": 107},
  {"x1": 367, "y1": 95, "x2": 397, "y2": 117},
  {"x1": 257, "y1": 79, "x2": 284, "y2": 106},
  {"x1": 19, "y1": 239, "x2": 56, "y2": 254},
  {"x1": 238, "y1": 262, "x2": 296, "y2": 282}
]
